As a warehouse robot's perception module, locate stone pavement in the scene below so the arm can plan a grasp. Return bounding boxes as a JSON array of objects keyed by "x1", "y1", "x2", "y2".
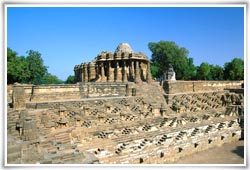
[{"x1": 174, "y1": 140, "x2": 244, "y2": 164}]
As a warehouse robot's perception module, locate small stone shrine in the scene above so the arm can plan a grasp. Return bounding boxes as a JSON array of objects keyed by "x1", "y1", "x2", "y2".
[{"x1": 167, "y1": 64, "x2": 176, "y2": 81}]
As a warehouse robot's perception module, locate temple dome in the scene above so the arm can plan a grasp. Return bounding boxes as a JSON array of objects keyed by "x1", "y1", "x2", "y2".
[{"x1": 115, "y1": 43, "x2": 133, "y2": 53}]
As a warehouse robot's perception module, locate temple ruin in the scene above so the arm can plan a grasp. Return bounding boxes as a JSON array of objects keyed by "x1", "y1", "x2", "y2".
[
  {"x1": 74, "y1": 43, "x2": 152, "y2": 83},
  {"x1": 7, "y1": 43, "x2": 244, "y2": 164}
]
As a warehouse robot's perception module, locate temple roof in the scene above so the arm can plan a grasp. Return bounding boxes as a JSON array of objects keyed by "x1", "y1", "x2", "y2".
[
  {"x1": 74, "y1": 43, "x2": 149, "y2": 69},
  {"x1": 115, "y1": 43, "x2": 133, "y2": 53}
]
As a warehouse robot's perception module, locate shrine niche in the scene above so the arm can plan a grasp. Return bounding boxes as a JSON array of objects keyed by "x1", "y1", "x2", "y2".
[{"x1": 167, "y1": 64, "x2": 176, "y2": 81}]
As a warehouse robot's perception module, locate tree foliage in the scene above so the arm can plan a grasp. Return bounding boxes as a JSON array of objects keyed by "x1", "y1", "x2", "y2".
[
  {"x1": 7, "y1": 48, "x2": 29, "y2": 84},
  {"x1": 7, "y1": 47, "x2": 63, "y2": 84},
  {"x1": 39, "y1": 73, "x2": 64, "y2": 84},
  {"x1": 148, "y1": 41, "x2": 243, "y2": 81},
  {"x1": 150, "y1": 62, "x2": 161, "y2": 79},
  {"x1": 185, "y1": 58, "x2": 197, "y2": 80},
  {"x1": 174, "y1": 57, "x2": 196, "y2": 80},
  {"x1": 210, "y1": 64, "x2": 224, "y2": 80},
  {"x1": 224, "y1": 58, "x2": 244, "y2": 80},
  {"x1": 26, "y1": 50, "x2": 48, "y2": 84},
  {"x1": 148, "y1": 41, "x2": 196, "y2": 80},
  {"x1": 196, "y1": 62, "x2": 211, "y2": 80},
  {"x1": 65, "y1": 75, "x2": 75, "y2": 84}
]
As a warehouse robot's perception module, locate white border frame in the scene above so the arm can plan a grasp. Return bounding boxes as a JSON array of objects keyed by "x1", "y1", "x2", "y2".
[{"x1": 1, "y1": 1, "x2": 248, "y2": 169}]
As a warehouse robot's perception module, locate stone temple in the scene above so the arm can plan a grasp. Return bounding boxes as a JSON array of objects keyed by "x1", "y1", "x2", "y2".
[
  {"x1": 7, "y1": 43, "x2": 244, "y2": 164},
  {"x1": 74, "y1": 43, "x2": 152, "y2": 83}
]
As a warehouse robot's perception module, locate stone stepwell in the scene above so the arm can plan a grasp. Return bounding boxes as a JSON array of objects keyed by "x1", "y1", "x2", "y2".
[{"x1": 7, "y1": 79, "x2": 244, "y2": 164}]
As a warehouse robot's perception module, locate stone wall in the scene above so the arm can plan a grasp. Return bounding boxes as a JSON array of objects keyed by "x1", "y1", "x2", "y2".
[
  {"x1": 9, "y1": 81, "x2": 243, "y2": 110},
  {"x1": 11, "y1": 83, "x2": 128, "y2": 109},
  {"x1": 163, "y1": 80, "x2": 243, "y2": 94}
]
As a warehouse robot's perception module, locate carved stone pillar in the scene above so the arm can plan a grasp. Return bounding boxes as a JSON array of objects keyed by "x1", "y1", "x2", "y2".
[
  {"x1": 114, "y1": 60, "x2": 118, "y2": 82},
  {"x1": 146, "y1": 61, "x2": 152, "y2": 83},
  {"x1": 74, "y1": 66, "x2": 80, "y2": 82},
  {"x1": 95, "y1": 64, "x2": 99, "y2": 80},
  {"x1": 130, "y1": 61, "x2": 134, "y2": 81},
  {"x1": 78, "y1": 67, "x2": 81, "y2": 82},
  {"x1": 84, "y1": 64, "x2": 88, "y2": 83},
  {"x1": 88, "y1": 63, "x2": 91, "y2": 82},
  {"x1": 74, "y1": 66, "x2": 77, "y2": 83},
  {"x1": 107, "y1": 61, "x2": 110, "y2": 82},
  {"x1": 80, "y1": 64, "x2": 84, "y2": 82},
  {"x1": 101, "y1": 62, "x2": 105, "y2": 82},
  {"x1": 122, "y1": 61, "x2": 127, "y2": 82},
  {"x1": 134, "y1": 60, "x2": 141, "y2": 83}
]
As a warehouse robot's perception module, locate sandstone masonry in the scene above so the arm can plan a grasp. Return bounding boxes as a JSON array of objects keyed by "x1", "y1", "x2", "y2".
[
  {"x1": 74, "y1": 43, "x2": 152, "y2": 83},
  {"x1": 7, "y1": 43, "x2": 244, "y2": 165}
]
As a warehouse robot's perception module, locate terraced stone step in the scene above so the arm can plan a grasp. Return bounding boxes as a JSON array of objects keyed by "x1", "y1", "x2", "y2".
[{"x1": 78, "y1": 139, "x2": 115, "y2": 151}]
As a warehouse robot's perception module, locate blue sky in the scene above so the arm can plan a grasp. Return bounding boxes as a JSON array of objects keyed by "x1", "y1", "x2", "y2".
[{"x1": 7, "y1": 6, "x2": 244, "y2": 81}]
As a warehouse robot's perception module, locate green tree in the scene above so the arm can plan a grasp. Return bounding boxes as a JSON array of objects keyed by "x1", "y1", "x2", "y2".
[
  {"x1": 7, "y1": 47, "x2": 17, "y2": 62},
  {"x1": 7, "y1": 48, "x2": 19, "y2": 83},
  {"x1": 210, "y1": 64, "x2": 224, "y2": 80},
  {"x1": 224, "y1": 58, "x2": 244, "y2": 80},
  {"x1": 40, "y1": 73, "x2": 64, "y2": 84},
  {"x1": 7, "y1": 48, "x2": 53, "y2": 84},
  {"x1": 7, "y1": 48, "x2": 66, "y2": 85},
  {"x1": 150, "y1": 63, "x2": 161, "y2": 79},
  {"x1": 65, "y1": 75, "x2": 75, "y2": 84},
  {"x1": 7, "y1": 48, "x2": 29, "y2": 84},
  {"x1": 177, "y1": 57, "x2": 196, "y2": 80},
  {"x1": 186, "y1": 58, "x2": 197, "y2": 80},
  {"x1": 197, "y1": 62, "x2": 211, "y2": 80},
  {"x1": 26, "y1": 50, "x2": 48, "y2": 84},
  {"x1": 149, "y1": 41, "x2": 177, "y2": 80},
  {"x1": 148, "y1": 41, "x2": 194, "y2": 80}
]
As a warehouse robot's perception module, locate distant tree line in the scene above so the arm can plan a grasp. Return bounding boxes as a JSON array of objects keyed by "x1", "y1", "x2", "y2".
[
  {"x1": 7, "y1": 47, "x2": 75, "y2": 85},
  {"x1": 7, "y1": 42, "x2": 243, "y2": 85},
  {"x1": 149, "y1": 41, "x2": 244, "y2": 81}
]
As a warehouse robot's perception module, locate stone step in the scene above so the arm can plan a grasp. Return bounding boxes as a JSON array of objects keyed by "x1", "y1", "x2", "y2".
[
  {"x1": 61, "y1": 153, "x2": 75, "y2": 161},
  {"x1": 40, "y1": 128, "x2": 51, "y2": 136},
  {"x1": 40, "y1": 142, "x2": 55, "y2": 151},
  {"x1": 55, "y1": 132, "x2": 70, "y2": 137},
  {"x1": 55, "y1": 135, "x2": 71, "y2": 143},
  {"x1": 55, "y1": 135, "x2": 70, "y2": 140},
  {"x1": 78, "y1": 139, "x2": 115, "y2": 151}
]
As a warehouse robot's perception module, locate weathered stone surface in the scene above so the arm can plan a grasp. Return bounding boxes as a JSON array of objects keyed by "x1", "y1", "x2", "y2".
[
  {"x1": 7, "y1": 44, "x2": 244, "y2": 164},
  {"x1": 115, "y1": 43, "x2": 133, "y2": 53},
  {"x1": 163, "y1": 80, "x2": 243, "y2": 94},
  {"x1": 7, "y1": 80, "x2": 244, "y2": 164},
  {"x1": 74, "y1": 43, "x2": 152, "y2": 83},
  {"x1": 12, "y1": 85, "x2": 26, "y2": 110},
  {"x1": 10, "y1": 83, "x2": 129, "y2": 108}
]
